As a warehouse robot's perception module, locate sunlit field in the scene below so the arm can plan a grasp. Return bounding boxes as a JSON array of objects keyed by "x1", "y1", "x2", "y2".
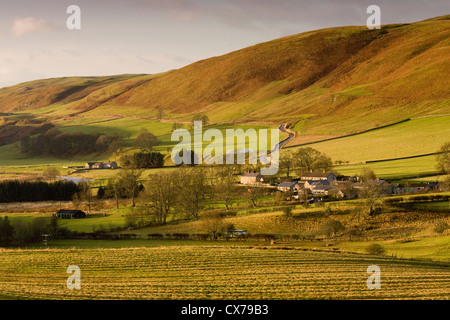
[{"x1": 0, "y1": 246, "x2": 449, "y2": 300}]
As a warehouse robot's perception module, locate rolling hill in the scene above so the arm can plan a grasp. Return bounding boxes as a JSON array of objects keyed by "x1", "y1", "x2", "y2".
[{"x1": 0, "y1": 15, "x2": 448, "y2": 136}]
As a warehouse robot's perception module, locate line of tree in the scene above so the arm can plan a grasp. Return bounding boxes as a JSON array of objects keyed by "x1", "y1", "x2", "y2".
[
  {"x1": 0, "y1": 215, "x2": 72, "y2": 247},
  {"x1": 134, "y1": 128, "x2": 159, "y2": 151},
  {"x1": 19, "y1": 128, "x2": 124, "y2": 157},
  {"x1": 124, "y1": 165, "x2": 268, "y2": 229},
  {"x1": 131, "y1": 167, "x2": 212, "y2": 227},
  {"x1": 95, "y1": 169, "x2": 145, "y2": 209},
  {"x1": 0, "y1": 180, "x2": 78, "y2": 203},
  {"x1": 192, "y1": 113, "x2": 210, "y2": 126},
  {"x1": 0, "y1": 216, "x2": 14, "y2": 246},
  {"x1": 279, "y1": 147, "x2": 333, "y2": 177},
  {"x1": 436, "y1": 142, "x2": 450, "y2": 190},
  {"x1": 119, "y1": 151, "x2": 165, "y2": 169}
]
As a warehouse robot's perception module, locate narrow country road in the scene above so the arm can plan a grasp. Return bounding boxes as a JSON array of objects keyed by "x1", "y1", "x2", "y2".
[
  {"x1": 259, "y1": 123, "x2": 295, "y2": 164},
  {"x1": 275, "y1": 123, "x2": 295, "y2": 151}
]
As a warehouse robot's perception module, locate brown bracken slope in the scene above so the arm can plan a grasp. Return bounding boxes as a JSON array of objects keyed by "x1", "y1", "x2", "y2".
[{"x1": 0, "y1": 15, "x2": 448, "y2": 134}]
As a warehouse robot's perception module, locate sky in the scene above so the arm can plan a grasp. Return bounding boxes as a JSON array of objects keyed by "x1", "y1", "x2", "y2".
[{"x1": 0, "y1": 0, "x2": 448, "y2": 88}]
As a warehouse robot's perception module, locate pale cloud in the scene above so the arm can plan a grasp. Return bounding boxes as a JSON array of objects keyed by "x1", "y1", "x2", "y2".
[
  {"x1": 12, "y1": 17, "x2": 60, "y2": 37},
  {"x1": 0, "y1": 47, "x2": 193, "y2": 88}
]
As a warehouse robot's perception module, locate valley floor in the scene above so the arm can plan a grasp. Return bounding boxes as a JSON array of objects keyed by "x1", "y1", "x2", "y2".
[{"x1": 0, "y1": 244, "x2": 449, "y2": 300}]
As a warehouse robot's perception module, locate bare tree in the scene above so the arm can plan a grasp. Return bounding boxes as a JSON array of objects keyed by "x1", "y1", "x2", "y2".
[
  {"x1": 213, "y1": 165, "x2": 239, "y2": 210},
  {"x1": 201, "y1": 212, "x2": 224, "y2": 240},
  {"x1": 105, "y1": 176, "x2": 123, "y2": 210},
  {"x1": 358, "y1": 180, "x2": 386, "y2": 216},
  {"x1": 117, "y1": 168, "x2": 143, "y2": 207},
  {"x1": 359, "y1": 167, "x2": 377, "y2": 182},
  {"x1": 108, "y1": 136, "x2": 125, "y2": 160},
  {"x1": 156, "y1": 106, "x2": 163, "y2": 121},
  {"x1": 76, "y1": 182, "x2": 94, "y2": 213},
  {"x1": 134, "y1": 128, "x2": 159, "y2": 151},
  {"x1": 71, "y1": 193, "x2": 82, "y2": 210},
  {"x1": 178, "y1": 167, "x2": 210, "y2": 220},
  {"x1": 245, "y1": 184, "x2": 266, "y2": 207},
  {"x1": 280, "y1": 151, "x2": 295, "y2": 177},
  {"x1": 142, "y1": 172, "x2": 179, "y2": 225},
  {"x1": 437, "y1": 143, "x2": 450, "y2": 193},
  {"x1": 172, "y1": 122, "x2": 183, "y2": 131},
  {"x1": 294, "y1": 147, "x2": 332, "y2": 175},
  {"x1": 192, "y1": 113, "x2": 210, "y2": 126},
  {"x1": 436, "y1": 142, "x2": 450, "y2": 174}
]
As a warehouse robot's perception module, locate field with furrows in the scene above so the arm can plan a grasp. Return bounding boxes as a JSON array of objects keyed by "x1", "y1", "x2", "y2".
[{"x1": 0, "y1": 246, "x2": 449, "y2": 300}]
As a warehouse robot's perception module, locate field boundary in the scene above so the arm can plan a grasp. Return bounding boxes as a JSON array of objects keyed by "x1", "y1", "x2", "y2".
[
  {"x1": 284, "y1": 118, "x2": 411, "y2": 149},
  {"x1": 365, "y1": 151, "x2": 444, "y2": 164}
]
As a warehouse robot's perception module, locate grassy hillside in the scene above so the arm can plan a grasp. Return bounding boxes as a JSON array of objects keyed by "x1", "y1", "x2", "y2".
[
  {"x1": 287, "y1": 116, "x2": 450, "y2": 163},
  {"x1": 93, "y1": 16, "x2": 450, "y2": 133},
  {"x1": 0, "y1": 15, "x2": 449, "y2": 181},
  {"x1": 0, "y1": 75, "x2": 147, "y2": 113},
  {"x1": 334, "y1": 155, "x2": 440, "y2": 180},
  {"x1": 0, "y1": 15, "x2": 448, "y2": 134}
]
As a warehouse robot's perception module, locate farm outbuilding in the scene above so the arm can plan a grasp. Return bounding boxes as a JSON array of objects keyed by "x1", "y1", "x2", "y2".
[
  {"x1": 277, "y1": 181, "x2": 298, "y2": 192},
  {"x1": 224, "y1": 230, "x2": 247, "y2": 238},
  {"x1": 55, "y1": 209, "x2": 86, "y2": 219},
  {"x1": 85, "y1": 161, "x2": 118, "y2": 169},
  {"x1": 301, "y1": 172, "x2": 337, "y2": 183},
  {"x1": 240, "y1": 172, "x2": 263, "y2": 185}
]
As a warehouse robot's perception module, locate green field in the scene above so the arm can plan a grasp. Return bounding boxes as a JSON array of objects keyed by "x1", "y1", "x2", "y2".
[
  {"x1": 336, "y1": 236, "x2": 450, "y2": 261},
  {"x1": 412, "y1": 201, "x2": 450, "y2": 211},
  {"x1": 333, "y1": 155, "x2": 439, "y2": 179},
  {"x1": 18, "y1": 236, "x2": 450, "y2": 263},
  {"x1": 57, "y1": 117, "x2": 175, "y2": 141},
  {"x1": 0, "y1": 113, "x2": 281, "y2": 175},
  {"x1": 0, "y1": 246, "x2": 448, "y2": 300},
  {"x1": 277, "y1": 116, "x2": 450, "y2": 180},
  {"x1": 286, "y1": 116, "x2": 450, "y2": 164}
]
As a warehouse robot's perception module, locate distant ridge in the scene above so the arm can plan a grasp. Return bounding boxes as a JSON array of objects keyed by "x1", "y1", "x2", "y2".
[{"x1": 0, "y1": 15, "x2": 449, "y2": 136}]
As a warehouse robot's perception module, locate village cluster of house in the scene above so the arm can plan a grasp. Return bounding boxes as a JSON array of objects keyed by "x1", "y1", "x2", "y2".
[
  {"x1": 84, "y1": 161, "x2": 118, "y2": 170},
  {"x1": 240, "y1": 171, "x2": 441, "y2": 199}
]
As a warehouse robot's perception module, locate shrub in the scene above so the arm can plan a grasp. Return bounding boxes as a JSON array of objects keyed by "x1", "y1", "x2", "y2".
[
  {"x1": 275, "y1": 192, "x2": 291, "y2": 203},
  {"x1": 125, "y1": 211, "x2": 153, "y2": 229},
  {"x1": 223, "y1": 223, "x2": 236, "y2": 233},
  {"x1": 147, "y1": 233, "x2": 164, "y2": 240},
  {"x1": 249, "y1": 233, "x2": 277, "y2": 241},
  {"x1": 120, "y1": 152, "x2": 164, "y2": 169},
  {"x1": 172, "y1": 233, "x2": 190, "y2": 240},
  {"x1": 300, "y1": 231, "x2": 318, "y2": 241},
  {"x1": 434, "y1": 221, "x2": 449, "y2": 235},
  {"x1": 282, "y1": 206, "x2": 293, "y2": 217},
  {"x1": 192, "y1": 233, "x2": 209, "y2": 241},
  {"x1": 343, "y1": 227, "x2": 363, "y2": 240},
  {"x1": 225, "y1": 211, "x2": 238, "y2": 217},
  {"x1": 366, "y1": 243, "x2": 385, "y2": 255},
  {"x1": 321, "y1": 218, "x2": 345, "y2": 238}
]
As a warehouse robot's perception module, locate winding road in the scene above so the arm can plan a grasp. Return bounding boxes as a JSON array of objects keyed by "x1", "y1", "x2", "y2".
[
  {"x1": 275, "y1": 123, "x2": 295, "y2": 151},
  {"x1": 259, "y1": 123, "x2": 295, "y2": 164}
]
